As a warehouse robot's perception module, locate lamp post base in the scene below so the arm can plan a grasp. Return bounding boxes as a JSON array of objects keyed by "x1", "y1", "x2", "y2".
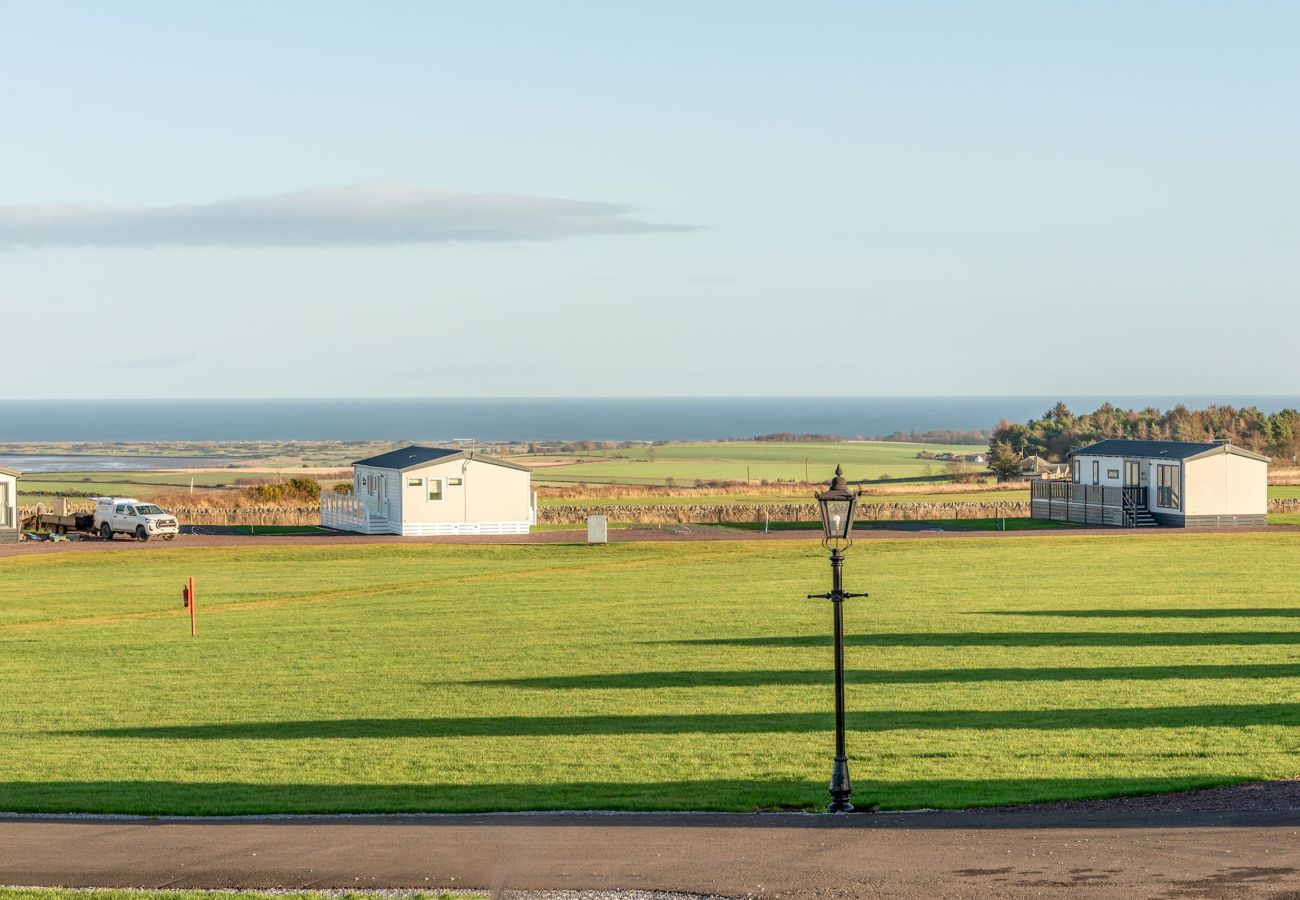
[{"x1": 828, "y1": 754, "x2": 854, "y2": 812}]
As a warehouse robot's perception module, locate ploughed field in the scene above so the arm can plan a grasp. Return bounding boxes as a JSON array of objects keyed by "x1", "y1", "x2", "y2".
[{"x1": 2, "y1": 534, "x2": 1300, "y2": 815}]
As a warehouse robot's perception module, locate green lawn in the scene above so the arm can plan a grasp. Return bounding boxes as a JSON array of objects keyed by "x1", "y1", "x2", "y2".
[
  {"x1": 3, "y1": 534, "x2": 1300, "y2": 815},
  {"x1": 524, "y1": 440, "x2": 983, "y2": 486}
]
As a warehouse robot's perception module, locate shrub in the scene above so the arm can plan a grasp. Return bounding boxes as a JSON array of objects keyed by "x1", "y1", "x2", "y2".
[{"x1": 244, "y1": 477, "x2": 321, "y2": 504}]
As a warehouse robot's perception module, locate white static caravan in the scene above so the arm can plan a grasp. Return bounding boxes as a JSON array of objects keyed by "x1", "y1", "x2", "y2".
[
  {"x1": 1030, "y1": 439, "x2": 1269, "y2": 528},
  {"x1": 0, "y1": 467, "x2": 19, "y2": 544},
  {"x1": 320, "y1": 446, "x2": 536, "y2": 536}
]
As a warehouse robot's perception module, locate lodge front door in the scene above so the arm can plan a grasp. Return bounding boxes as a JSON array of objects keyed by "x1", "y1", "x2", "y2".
[{"x1": 1123, "y1": 460, "x2": 1141, "y2": 487}]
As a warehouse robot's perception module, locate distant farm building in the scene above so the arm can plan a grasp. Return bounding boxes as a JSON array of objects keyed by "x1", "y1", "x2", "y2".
[
  {"x1": 1014, "y1": 455, "x2": 1070, "y2": 481},
  {"x1": 0, "y1": 467, "x2": 18, "y2": 544},
  {"x1": 1030, "y1": 440, "x2": 1269, "y2": 528},
  {"x1": 320, "y1": 446, "x2": 536, "y2": 536}
]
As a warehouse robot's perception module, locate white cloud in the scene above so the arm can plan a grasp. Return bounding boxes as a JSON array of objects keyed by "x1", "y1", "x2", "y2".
[{"x1": 0, "y1": 185, "x2": 697, "y2": 249}]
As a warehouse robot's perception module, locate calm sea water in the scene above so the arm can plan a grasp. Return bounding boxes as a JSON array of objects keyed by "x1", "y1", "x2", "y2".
[
  {"x1": 0, "y1": 454, "x2": 239, "y2": 473},
  {"x1": 0, "y1": 396, "x2": 1296, "y2": 443}
]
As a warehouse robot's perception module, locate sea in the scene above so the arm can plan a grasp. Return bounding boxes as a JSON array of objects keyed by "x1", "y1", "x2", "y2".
[{"x1": 0, "y1": 396, "x2": 1295, "y2": 444}]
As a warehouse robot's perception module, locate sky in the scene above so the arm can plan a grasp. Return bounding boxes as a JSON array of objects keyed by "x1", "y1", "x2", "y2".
[{"x1": 2, "y1": 1, "x2": 1297, "y2": 399}]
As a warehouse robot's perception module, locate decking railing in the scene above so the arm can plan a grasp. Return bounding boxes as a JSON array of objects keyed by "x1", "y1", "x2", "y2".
[
  {"x1": 1029, "y1": 481, "x2": 1141, "y2": 527},
  {"x1": 320, "y1": 491, "x2": 370, "y2": 532}
]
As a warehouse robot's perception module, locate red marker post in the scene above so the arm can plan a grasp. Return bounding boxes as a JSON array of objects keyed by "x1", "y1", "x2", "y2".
[{"x1": 182, "y1": 577, "x2": 196, "y2": 636}]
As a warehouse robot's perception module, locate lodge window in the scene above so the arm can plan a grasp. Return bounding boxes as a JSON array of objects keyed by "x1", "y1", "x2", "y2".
[
  {"x1": 1091, "y1": 461, "x2": 1100, "y2": 485},
  {"x1": 428, "y1": 478, "x2": 444, "y2": 501},
  {"x1": 407, "y1": 477, "x2": 422, "y2": 488},
  {"x1": 1072, "y1": 460, "x2": 1080, "y2": 482},
  {"x1": 448, "y1": 477, "x2": 463, "y2": 486},
  {"x1": 1157, "y1": 464, "x2": 1180, "y2": 509}
]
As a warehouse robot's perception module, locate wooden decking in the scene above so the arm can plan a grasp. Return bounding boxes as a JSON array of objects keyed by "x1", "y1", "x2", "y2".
[{"x1": 1030, "y1": 482, "x2": 1149, "y2": 527}]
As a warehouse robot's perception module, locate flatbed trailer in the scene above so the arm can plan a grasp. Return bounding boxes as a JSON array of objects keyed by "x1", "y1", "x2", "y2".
[
  {"x1": 37, "y1": 513, "x2": 95, "y2": 535},
  {"x1": 34, "y1": 499, "x2": 95, "y2": 535}
]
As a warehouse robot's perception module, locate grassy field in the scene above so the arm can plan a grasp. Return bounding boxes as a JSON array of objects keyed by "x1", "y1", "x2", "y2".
[
  {"x1": 3, "y1": 533, "x2": 1300, "y2": 815},
  {"x1": 16, "y1": 471, "x2": 348, "y2": 504},
  {"x1": 521, "y1": 440, "x2": 982, "y2": 486}
]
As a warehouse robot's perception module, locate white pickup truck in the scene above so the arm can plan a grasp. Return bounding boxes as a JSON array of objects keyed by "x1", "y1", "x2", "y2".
[{"x1": 94, "y1": 497, "x2": 180, "y2": 542}]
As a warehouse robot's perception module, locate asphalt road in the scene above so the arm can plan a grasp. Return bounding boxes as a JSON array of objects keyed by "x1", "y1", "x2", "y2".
[{"x1": 6, "y1": 784, "x2": 1300, "y2": 899}]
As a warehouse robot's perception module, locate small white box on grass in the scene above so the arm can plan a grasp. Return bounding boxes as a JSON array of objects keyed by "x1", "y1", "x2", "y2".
[{"x1": 587, "y1": 515, "x2": 608, "y2": 544}]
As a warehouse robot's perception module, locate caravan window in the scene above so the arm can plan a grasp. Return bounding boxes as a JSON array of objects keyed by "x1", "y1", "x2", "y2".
[
  {"x1": 407, "y1": 477, "x2": 422, "y2": 488},
  {"x1": 428, "y1": 479, "x2": 444, "y2": 501},
  {"x1": 1157, "y1": 464, "x2": 1180, "y2": 509}
]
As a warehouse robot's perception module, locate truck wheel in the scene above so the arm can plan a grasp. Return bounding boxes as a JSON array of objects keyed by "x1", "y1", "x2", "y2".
[
  {"x1": 100, "y1": 523, "x2": 113, "y2": 541},
  {"x1": 135, "y1": 526, "x2": 150, "y2": 542}
]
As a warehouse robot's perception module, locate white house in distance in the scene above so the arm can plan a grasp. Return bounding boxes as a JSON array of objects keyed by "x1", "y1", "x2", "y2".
[
  {"x1": 320, "y1": 446, "x2": 536, "y2": 536},
  {"x1": 1030, "y1": 439, "x2": 1269, "y2": 528},
  {"x1": 0, "y1": 466, "x2": 19, "y2": 544}
]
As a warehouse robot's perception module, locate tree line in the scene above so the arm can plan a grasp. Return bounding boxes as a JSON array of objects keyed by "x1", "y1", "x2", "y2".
[{"x1": 987, "y1": 402, "x2": 1300, "y2": 477}]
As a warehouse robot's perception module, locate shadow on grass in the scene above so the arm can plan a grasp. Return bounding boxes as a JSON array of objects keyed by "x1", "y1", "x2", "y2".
[
  {"x1": 670, "y1": 631, "x2": 1300, "y2": 648},
  {"x1": 58, "y1": 702, "x2": 1300, "y2": 739},
  {"x1": 0, "y1": 776, "x2": 1268, "y2": 822},
  {"x1": 461, "y1": 662, "x2": 1300, "y2": 690},
  {"x1": 978, "y1": 608, "x2": 1300, "y2": 619}
]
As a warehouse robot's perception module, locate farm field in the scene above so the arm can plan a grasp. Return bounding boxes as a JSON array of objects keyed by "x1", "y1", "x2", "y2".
[
  {"x1": 3, "y1": 534, "x2": 1300, "y2": 815},
  {"x1": 15, "y1": 471, "x2": 348, "y2": 504},
  {"x1": 518, "y1": 440, "x2": 982, "y2": 486}
]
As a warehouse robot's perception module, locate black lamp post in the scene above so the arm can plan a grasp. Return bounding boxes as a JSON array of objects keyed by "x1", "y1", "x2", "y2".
[{"x1": 808, "y1": 465, "x2": 867, "y2": 812}]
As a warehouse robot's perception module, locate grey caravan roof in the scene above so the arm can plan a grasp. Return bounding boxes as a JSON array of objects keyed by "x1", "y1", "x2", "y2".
[
  {"x1": 352, "y1": 445, "x2": 531, "y2": 473},
  {"x1": 1069, "y1": 440, "x2": 1270, "y2": 463},
  {"x1": 353, "y1": 446, "x2": 462, "y2": 470}
]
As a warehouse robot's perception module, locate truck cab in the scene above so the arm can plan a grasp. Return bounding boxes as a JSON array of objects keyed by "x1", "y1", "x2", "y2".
[{"x1": 94, "y1": 497, "x2": 180, "y2": 542}]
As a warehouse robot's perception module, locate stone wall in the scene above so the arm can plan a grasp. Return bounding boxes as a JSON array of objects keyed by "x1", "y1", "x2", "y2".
[
  {"x1": 20, "y1": 503, "x2": 320, "y2": 528},
  {"x1": 20, "y1": 497, "x2": 1299, "y2": 530},
  {"x1": 538, "y1": 500, "x2": 1032, "y2": 525}
]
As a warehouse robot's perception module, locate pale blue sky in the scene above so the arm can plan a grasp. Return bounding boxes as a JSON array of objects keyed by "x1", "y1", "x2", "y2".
[{"x1": 2, "y1": 1, "x2": 1297, "y2": 398}]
